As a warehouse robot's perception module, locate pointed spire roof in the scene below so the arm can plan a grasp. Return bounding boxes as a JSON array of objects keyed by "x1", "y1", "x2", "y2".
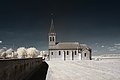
[{"x1": 49, "y1": 18, "x2": 55, "y2": 34}]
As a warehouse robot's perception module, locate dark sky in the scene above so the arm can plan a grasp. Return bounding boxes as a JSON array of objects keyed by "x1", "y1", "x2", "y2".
[{"x1": 0, "y1": 0, "x2": 120, "y2": 55}]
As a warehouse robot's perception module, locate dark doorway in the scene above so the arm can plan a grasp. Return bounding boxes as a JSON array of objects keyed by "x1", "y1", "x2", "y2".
[{"x1": 84, "y1": 53, "x2": 86, "y2": 57}]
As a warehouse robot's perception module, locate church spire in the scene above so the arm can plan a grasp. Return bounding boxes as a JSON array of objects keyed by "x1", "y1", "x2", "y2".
[
  {"x1": 48, "y1": 13, "x2": 56, "y2": 46},
  {"x1": 49, "y1": 13, "x2": 55, "y2": 34}
]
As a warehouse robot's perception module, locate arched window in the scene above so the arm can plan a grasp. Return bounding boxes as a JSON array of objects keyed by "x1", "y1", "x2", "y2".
[
  {"x1": 84, "y1": 53, "x2": 86, "y2": 57},
  {"x1": 59, "y1": 51, "x2": 61, "y2": 55}
]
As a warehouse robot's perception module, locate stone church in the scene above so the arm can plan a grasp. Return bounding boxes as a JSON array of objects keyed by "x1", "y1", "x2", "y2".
[{"x1": 48, "y1": 19, "x2": 92, "y2": 61}]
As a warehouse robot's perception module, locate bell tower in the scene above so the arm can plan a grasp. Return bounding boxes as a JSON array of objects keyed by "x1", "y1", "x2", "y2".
[{"x1": 48, "y1": 18, "x2": 56, "y2": 47}]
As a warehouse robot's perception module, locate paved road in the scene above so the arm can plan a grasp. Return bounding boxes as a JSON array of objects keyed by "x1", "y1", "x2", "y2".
[{"x1": 46, "y1": 60, "x2": 120, "y2": 80}]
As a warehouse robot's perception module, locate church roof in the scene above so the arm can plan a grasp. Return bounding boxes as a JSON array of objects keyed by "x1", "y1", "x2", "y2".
[
  {"x1": 49, "y1": 42, "x2": 91, "y2": 50},
  {"x1": 49, "y1": 42, "x2": 80, "y2": 50}
]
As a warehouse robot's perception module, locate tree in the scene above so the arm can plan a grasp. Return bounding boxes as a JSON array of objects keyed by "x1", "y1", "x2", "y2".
[
  {"x1": 1, "y1": 52, "x2": 7, "y2": 59},
  {"x1": 6, "y1": 48, "x2": 13, "y2": 55},
  {"x1": 27, "y1": 47, "x2": 38, "y2": 58},
  {"x1": 17, "y1": 47, "x2": 27, "y2": 58},
  {"x1": 0, "y1": 47, "x2": 7, "y2": 58}
]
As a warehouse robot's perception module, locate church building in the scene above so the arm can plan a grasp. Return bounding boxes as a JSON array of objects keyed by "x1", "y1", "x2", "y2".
[{"x1": 48, "y1": 19, "x2": 92, "y2": 61}]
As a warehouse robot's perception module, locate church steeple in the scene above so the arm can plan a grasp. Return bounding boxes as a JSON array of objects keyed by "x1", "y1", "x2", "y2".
[
  {"x1": 48, "y1": 14, "x2": 56, "y2": 46},
  {"x1": 49, "y1": 18, "x2": 55, "y2": 34}
]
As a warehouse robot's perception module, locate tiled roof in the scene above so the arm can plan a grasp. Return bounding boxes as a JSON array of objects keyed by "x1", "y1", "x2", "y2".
[
  {"x1": 56, "y1": 42, "x2": 80, "y2": 49},
  {"x1": 49, "y1": 42, "x2": 91, "y2": 50}
]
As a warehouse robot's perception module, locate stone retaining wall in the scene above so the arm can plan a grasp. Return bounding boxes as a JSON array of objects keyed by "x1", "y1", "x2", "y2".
[{"x1": 0, "y1": 58, "x2": 42, "y2": 80}]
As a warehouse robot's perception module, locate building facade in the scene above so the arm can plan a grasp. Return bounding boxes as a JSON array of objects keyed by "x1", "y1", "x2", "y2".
[{"x1": 48, "y1": 19, "x2": 92, "y2": 61}]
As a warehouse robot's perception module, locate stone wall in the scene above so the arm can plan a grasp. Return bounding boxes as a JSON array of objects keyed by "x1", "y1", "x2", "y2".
[{"x1": 0, "y1": 58, "x2": 42, "y2": 80}]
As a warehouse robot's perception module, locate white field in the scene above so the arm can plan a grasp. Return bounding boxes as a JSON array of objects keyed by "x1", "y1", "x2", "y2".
[{"x1": 46, "y1": 59, "x2": 120, "y2": 80}]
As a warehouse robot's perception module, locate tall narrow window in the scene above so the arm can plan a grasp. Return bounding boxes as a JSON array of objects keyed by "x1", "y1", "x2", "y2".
[
  {"x1": 59, "y1": 51, "x2": 61, "y2": 55},
  {"x1": 75, "y1": 51, "x2": 77, "y2": 55},
  {"x1": 53, "y1": 37, "x2": 54, "y2": 41},
  {"x1": 84, "y1": 53, "x2": 86, "y2": 57},
  {"x1": 51, "y1": 52, "x2": 53, "y2": 55},
  {"x1": 50, "y1": 37, "x2": 52, "y2": 41},
  {"x1": 67, "y1": 51, "x2": 69, "y2": 55}
]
